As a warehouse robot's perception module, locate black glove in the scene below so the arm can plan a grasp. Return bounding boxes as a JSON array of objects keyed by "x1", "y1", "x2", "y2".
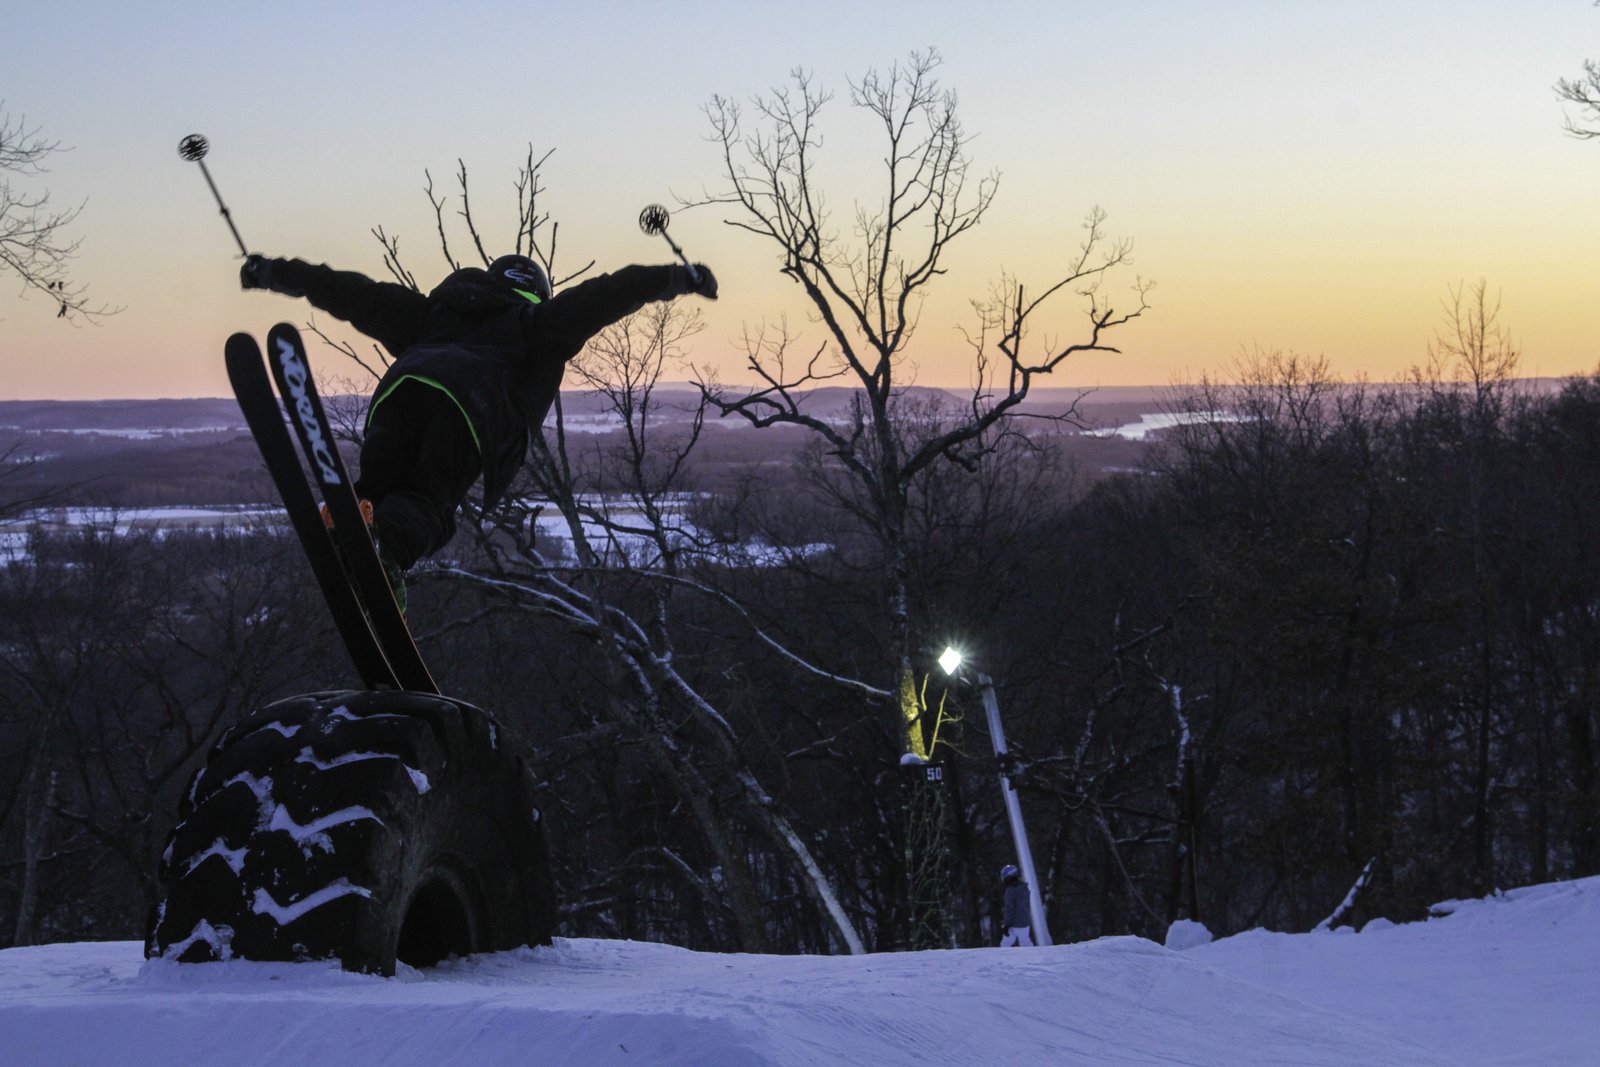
[
  {"x1": 666, "y1": 263, "x2": 718, "y2": 301},
  {"x1": 240, "y1": 255, "x2": 308, "y2": 297},
  {"x1": 240, "y1": 254, "x2": 273, "y2": 291},
  {"x1": 689, "y1": 263, "x2": 718, "y2": 300}
]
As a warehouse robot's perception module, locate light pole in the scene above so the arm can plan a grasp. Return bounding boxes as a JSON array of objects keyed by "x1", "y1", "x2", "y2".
[{"x1": 940, "y1": 647, "x2": 1052, "y2": 946}]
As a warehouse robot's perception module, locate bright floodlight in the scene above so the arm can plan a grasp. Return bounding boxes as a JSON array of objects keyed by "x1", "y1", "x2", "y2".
[{"x1": 938, "y1": 647, "x2": 963, "y2": 675}]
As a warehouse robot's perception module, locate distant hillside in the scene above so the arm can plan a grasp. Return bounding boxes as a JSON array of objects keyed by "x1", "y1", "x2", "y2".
[
  {"x1": 0, "y1": 385, "x2": 1163, "y2": 510},
  {"x1": 6, "y1": 379, "x2": 1581, "y2": 434},
  {"x1": 0, "y1": 398, "x2": 246, "y2": 432},
  {"x1": 1, "y1": 386, "x2": 1172, "y2": 433}
]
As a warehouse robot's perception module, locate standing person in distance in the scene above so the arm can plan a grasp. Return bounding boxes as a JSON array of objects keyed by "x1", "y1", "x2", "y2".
[
  {"x1": 240, "y1": 250, "x2": 717, "y2": 610},
  {"x1": 998, "y1": 864, "x2": 1034, "y2": 947}
]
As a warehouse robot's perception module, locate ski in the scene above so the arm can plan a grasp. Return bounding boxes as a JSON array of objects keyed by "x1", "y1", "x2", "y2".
[
  {"x1": 264, "y1": 322, "x2": 439, "y2": 695},
  {"x1": 225, "y1": 333, "x2": 400, "y2": 691}
]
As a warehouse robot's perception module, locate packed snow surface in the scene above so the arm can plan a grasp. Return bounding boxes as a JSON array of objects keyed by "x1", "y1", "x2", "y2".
[{"x1": 1, "y1": 876, "x2": 1594, "y2": 1066}]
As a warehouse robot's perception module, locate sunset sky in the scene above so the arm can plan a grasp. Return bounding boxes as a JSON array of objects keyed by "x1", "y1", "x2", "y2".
[{"x1": 4, "y1": 1, "x2": 1596, "y2": 400}]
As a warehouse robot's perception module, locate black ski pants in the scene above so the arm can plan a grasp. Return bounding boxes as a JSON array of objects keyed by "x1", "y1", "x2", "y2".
[{"x1": 354, "y1": 379, "x2": 481, "y2": 571}]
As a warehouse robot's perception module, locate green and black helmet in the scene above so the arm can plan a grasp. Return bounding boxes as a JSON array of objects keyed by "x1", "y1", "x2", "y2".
[{"x1": 487, "y1": 254, "x2": 551, "y2": 304}]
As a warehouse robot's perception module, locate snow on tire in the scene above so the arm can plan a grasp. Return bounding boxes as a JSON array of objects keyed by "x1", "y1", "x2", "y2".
[{"x1": 147, "y1": 690, "x2": 556, "y2": 975}]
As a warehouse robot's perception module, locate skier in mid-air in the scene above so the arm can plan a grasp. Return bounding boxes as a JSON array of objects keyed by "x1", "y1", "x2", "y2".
[{"x1": 240, "y1": 251, "x2": 717, "y2": 608}]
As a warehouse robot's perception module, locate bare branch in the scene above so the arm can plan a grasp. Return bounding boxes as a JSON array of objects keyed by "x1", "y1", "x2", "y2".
[
  {"x1": 303, "y1": 319, "x2": 391, "y2": 382},
  {"x1": 0, "y1": 104, "x2": 119, "y2": 322},
  {"x1": 370, "y1": 225, "x2": 419, "y2": 290},
  {"x1": 1557, "y1": 57, "x2": 1600, "y2": 139},
  {"x1": 423, "y1": 169, "x2": 459, "y2": 272}
]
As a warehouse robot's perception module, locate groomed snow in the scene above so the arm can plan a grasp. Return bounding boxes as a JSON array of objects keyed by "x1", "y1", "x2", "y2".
[{"x1": 1, "y1": 876, "x2": 1594, "y2": 1066}]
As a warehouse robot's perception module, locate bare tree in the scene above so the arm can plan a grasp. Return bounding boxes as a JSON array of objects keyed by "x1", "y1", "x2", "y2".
[
  {"x1": 699, "y1": 49, "x2": 1150, "y2": 760},
  {"x1": 1419, "y1": 280, "x2": 1521, "y2": 896},
  {"x1": 1556, "y1": 5, "x2": 1600, "y2": 139},
  {"x1": 0, "y1": 524, "x2": 334, "y2": 944},
  {"x1": 458, "y1": 297, "x2": 877, "y2": 953},
  {"x1": 0, "y1": 105, "x2": 116, "y2": 322},
  {"x1": 1423, "y1": 280, "x2": 1521, "y2": 400}
]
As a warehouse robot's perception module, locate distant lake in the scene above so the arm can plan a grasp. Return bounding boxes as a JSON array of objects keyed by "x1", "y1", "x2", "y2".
[{"x1": 1105, "y1": 411, "x2": 1240, "y2": 440}]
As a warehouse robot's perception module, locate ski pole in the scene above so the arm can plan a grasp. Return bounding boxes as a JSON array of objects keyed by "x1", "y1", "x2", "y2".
[
  {"x1": 178, "y1": 134, "x2": 249, "y2": 258},
  {"x1": 638, "y1": 204, "x2": 700, "y2": 285}
]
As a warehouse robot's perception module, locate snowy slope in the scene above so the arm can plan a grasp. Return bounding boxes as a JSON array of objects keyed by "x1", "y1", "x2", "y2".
[
  {"x1": 1190, "y1": 876, "x2": 1600, "y2": 1067},
  {"x1": 2, "y1": 876, "x2": 1594, "y2": 1067}
]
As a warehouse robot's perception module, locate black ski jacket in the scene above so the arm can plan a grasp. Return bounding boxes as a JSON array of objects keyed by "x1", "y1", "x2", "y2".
[
  {"x1": 259, "y1": 257, "x2": 688, "y2": 509},
  {"x1": 1002, "y1": 880, "x2": 1030, "y2": 929}
]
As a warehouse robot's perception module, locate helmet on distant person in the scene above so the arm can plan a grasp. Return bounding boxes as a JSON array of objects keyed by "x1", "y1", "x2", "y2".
[
  {"x1": 1000, "y1": 864, "x2": 1019, "y2": 881},
  {"x1": 487, "y1": 254, "x2": 551, "y2": 303}
]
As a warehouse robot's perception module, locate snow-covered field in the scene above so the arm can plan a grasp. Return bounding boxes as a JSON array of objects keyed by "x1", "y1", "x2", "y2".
[{"x1": 1, "y1": 876, "x2": 1593, "y2": 1066}]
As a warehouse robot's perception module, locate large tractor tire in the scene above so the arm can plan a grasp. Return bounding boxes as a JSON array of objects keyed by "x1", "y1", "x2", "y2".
[{"x1": 147, "y1": 690, "x2": 555, "y2": 975}]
